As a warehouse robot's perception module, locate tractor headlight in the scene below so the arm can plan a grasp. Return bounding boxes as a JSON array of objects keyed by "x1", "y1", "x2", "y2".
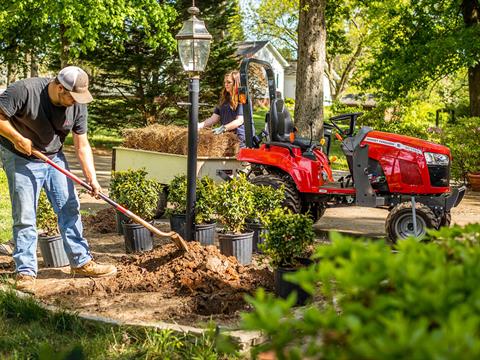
[{"x1": 424, "y1": 152, "x2": 449, "y2": 166}]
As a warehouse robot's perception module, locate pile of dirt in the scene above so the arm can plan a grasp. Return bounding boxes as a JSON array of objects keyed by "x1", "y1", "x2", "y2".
[
  {"x1": 122, "y1": 124, "x2": 239, "y2": 157},
  {"x1": 69, "y1": 242, "x2": 273, "y2": 316},
  {"x1": 82, "y1": 208, "x2": 117, "y2": 234}
]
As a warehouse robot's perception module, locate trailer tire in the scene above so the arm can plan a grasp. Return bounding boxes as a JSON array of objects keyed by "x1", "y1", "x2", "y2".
[
  {"x1": 250, "y1": 174, "x2": 301, "y2": 213},
  {"x1": 386, "y1": 202, "x2": 439, "y2": 243}
]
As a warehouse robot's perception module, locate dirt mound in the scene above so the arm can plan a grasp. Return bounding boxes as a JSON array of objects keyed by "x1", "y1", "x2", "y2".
[
  {"x1": 67, "y1": 242, "x2": 272, "y2": 316},
  {"x1": 122, "y1": 124, "x2": 239, "y2": 157},
  {"x1": 82, "y1": 208, "x2": 116, "y2": 234}
]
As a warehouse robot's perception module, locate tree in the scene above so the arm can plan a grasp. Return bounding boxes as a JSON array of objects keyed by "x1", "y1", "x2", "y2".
[
  {"x1": 363, "y1": 0, "x2": 480, "y2": 116},
  {"x1": 294, "y1": 0, "x2": 326, "y2": 137}
]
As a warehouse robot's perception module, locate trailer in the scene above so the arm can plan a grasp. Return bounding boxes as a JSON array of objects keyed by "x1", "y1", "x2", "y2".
[{"x1": 112, "y1": 147, "x2": 245, "y2": 216}]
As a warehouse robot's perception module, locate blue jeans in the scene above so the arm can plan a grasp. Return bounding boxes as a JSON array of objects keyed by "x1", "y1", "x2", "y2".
[{"x1": 0, "y1": 145, "x2": 92, "y2": 276}]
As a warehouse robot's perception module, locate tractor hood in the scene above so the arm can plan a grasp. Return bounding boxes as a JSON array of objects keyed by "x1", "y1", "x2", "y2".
[{"x1": 364, "y1": 131, "x2": 450, "y2": 156}]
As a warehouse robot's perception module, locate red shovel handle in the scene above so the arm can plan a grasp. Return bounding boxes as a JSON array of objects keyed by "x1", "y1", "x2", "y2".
[{"x1": 31, "y1": 149, "x2": 189, "y2": 252}]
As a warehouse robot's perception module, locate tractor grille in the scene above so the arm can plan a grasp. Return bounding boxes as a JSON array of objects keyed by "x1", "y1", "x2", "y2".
[{"x1": 428, "y1": 165, "x2": 450, "y2": 187}]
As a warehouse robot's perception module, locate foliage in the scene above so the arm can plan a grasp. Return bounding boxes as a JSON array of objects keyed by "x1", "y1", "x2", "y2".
[
  {"x1": 436, "y1": 117, "x2": 480, "y2": 181},
  {"x1": 248, "y1": 184, "x2": 285, "y2": 223},
  {"x1": 215, "y1": 174, "x2": 254, "y2": 234},
  {"x1": 243, "y1": 224, "x2": 480, "y2": 359},
  {"x1": 109, "y1": 169, "x2": 162, "y2": 221},
  {"x1": 165, "y1": 175, "x2": 188, "y2": 217},
  {"x1": 195, "y1": 176, "x2": 217, "y2": 224},
  {"x1": 261, "y1": 208, "x2": 315, "y2": 268},
  {"x1": 0, "y1": 290, "x2": 237, "y2": 359},
  {"x1": 0, "y1": 170, "x2": 12, "y2": 243},
  {"x1": 37, "y1": 190, "x2": 58, "y2": 237}
]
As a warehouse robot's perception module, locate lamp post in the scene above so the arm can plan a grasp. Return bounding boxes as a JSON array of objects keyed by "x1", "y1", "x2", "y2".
[{"x1": 176, "y1": 2, "x2": 212, "y2": 241}]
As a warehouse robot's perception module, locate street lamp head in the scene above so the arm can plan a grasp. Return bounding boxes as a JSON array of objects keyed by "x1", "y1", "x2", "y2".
[{"x1": 175, "y1": 4, "x2": 213, "y2": 74}]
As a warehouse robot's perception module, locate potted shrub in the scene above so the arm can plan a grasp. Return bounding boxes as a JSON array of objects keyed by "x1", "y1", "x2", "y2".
[
  {"x1": 110, "y1": 169, "x2": 162, "y2": 253},
  {"x1": 37, "y1": 190, "x2": 69, "y2": 268},
  {"x1": 165, "y1": 174, "x2": 188, "y2": 239},
  {"x1": 261, "y1": 208, "x2": 316, "y2": 306},
  {"x1": 215, "y1": 174, "x2": 255, "y2": 265},
  {"x1": 166, "y1": 175, "x2": 218, "y2": 245},
  {"x1": 246, "y1": 183, "x2": 285, "y2": 252},
  {"x1": 194, "y1": 176, "x2": 218, "y2": 245}
]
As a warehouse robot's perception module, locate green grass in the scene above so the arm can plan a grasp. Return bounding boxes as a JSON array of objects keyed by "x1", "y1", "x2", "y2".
[
  {"x1": 63, "y1": 129, "x2": 123, "y2": 150},
  {"x1": 0, "y1": 170, "x2": 12, "y2": 244},
  {"x1": 0, "y1": 290, "x2": 239, "y2": 359}
]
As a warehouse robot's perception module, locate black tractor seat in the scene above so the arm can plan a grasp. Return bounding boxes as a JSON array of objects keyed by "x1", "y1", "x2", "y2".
[{"x1": 341, "y1": 126, "x2": 373, "y2": 174}]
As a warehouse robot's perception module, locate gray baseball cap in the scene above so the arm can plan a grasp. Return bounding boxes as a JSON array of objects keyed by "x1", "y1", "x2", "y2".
[{"x1": 57, "y1": 66, "x2": 93, "y2": 104}]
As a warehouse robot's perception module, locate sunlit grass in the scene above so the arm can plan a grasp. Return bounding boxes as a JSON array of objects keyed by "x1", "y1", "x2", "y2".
[{"x1": 0, "y1": 170, "x2": 12, "y2": 244}]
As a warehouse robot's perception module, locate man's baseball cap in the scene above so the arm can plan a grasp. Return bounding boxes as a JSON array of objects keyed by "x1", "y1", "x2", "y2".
[{"x1": 57, "y1": 66, "x2": 93, "y2": 104}]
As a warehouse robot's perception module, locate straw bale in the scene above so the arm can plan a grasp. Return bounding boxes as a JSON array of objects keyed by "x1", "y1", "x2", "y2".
[{"x1": 122, "y1": 124, "x2": 240, "y2": 157}]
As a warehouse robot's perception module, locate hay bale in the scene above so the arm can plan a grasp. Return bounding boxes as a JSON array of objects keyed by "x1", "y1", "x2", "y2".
[{"x1": 122, "y1": 124, "x2": 240, "y2": 157}]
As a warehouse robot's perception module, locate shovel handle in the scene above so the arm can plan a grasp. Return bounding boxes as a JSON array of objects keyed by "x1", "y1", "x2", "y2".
[{"x1": 31, "y1": 149, "x2": 188, "y2": 251}]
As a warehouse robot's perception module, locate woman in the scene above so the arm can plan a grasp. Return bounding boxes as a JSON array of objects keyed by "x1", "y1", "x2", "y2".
[{"x1": 199, "y1": 70, "x2": 246, "y2": 147}]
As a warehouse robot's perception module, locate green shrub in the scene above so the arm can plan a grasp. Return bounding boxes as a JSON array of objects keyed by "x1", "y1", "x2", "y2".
[
  {"x1": 243, "y1": 224, "x2": 480, "y2": 359},
  {"x1": 37, "y1": 190, "x2": 58, "y2": 236},
  {"x1": 110, "y1": 169, "x2": 162, "y2": 220},
  {"x1": 165, "y1": 175, "x2": 188, "y2": 216},
  {"x1": 247, "y1": 184, "x2": 285, "y2": 223},
  {"x1": 261, "y1": 208, "x2": 315, "y2": 268},
  {"x1": 215, "y1": 174, "x2": 254, "y2": 234}
]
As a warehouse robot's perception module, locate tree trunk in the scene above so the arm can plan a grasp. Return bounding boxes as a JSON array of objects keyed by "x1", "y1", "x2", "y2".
[
  {"x1": 7, "y1": 62, "x2": 17, "y2": 85},
  {"x1": 59, "y1": 23, "x2": 69, "y2": 68},
  {"x1": 462, "y1": 0, "x2": 480, "y2": 116},
  {"x1": 30, "y1": 52, "x2": 39, "y2": 77},
  {"x1": 294, "y1": 0, "x2": 326, "y2": 137}
]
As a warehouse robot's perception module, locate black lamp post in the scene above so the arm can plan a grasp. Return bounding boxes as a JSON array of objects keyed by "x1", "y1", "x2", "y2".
[{"x1": 175, "y1": 2, "x2": 212, "y2": 241}]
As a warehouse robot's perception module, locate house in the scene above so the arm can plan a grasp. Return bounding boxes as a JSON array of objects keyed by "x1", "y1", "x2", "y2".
[{"x1": 237, "y1": 41, "x2": 332, "y2": 104}]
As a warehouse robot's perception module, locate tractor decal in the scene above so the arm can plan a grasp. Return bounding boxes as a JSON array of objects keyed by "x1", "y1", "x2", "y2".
[{"x1": 364, "y1": 137, "x2": 423, "y2": 155}]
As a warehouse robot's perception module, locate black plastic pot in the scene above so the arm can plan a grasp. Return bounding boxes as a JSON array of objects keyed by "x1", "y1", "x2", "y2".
[
  {"x1": 274, "y1": 258, "x2": 313, "y2": 306},
  {"x1": 218, "y1": 231, "x2": 254, "y2": 265},
  {"x1": 169, "y1": 214, "x2": 186, "y2": 240},
  {"x1": 115, "y1": 211, "x2": 130, "y2": 235},
  {"x1": 122, "y1": 222, "x2": 153, "y2": 253},
  {"x1": 246, "y1": 221, "x2": 268, "y2": 253},
  {"x1": 38, "y1": 235, "x2": 70, "y2": 268},
  {"x1": 195, "y1": 222, "x2": 216, "y2": 246}
]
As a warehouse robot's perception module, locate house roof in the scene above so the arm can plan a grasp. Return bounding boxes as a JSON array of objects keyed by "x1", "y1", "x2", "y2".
[
  {"x1": 237, "y1": 41, "x2": 290, "y2": 68},
  {"x1": 284, "y1": 61, "x2": 297, "y2": 76}
]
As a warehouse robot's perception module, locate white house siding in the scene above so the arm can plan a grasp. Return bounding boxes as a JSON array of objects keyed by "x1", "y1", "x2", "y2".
[
  {"x1": 253, "y1": 46, "x2": 285, "y2": 96},
  {"x1": 284, "y1": 73, "x2": 332, "y2": 104}
]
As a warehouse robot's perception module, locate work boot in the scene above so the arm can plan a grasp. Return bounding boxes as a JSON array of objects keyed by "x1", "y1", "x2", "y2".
[
  {"x1": 71, "y1": 260, "x2": 117, "y2": 278},
  {"x1": 14, "y1": 273, "x2": 36, "y2": 294}
]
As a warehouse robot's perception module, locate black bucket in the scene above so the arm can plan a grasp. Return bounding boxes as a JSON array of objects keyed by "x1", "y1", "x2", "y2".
[
  {"x1": 195, "y1": 222, "x2": 216, "y2": 246},
  {"x1": 122, "y1": 222, "x2": 153, "y2": 253},
  {"x1": 169, "y1": 214, "x2": 186, "y2": 239},
  {"x1": 38, "y1": 235, "x2": 70, "y2": 268},
  {"x1": 218, "y1": 231, "x2": 254, "y2": 265},
  {"x1": 274, "y1": 258, "x2": 313, "y2": 306},
  {"x1": 115, "y1": 211, "x2": 129, "y2": 235},
  {"x1": 246, "y1": 222, "x2": 268, "y2": 253}
]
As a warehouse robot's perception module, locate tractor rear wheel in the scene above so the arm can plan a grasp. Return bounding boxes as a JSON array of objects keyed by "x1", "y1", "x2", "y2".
[
  {"x1": 250, "y1": 174, "x2": 301, "y2": 213},
  {"x1": 386, "y1": 202, "x2": 439, "y2": 243}
]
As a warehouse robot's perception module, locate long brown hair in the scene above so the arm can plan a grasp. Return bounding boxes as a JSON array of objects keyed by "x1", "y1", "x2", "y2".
[{"x1": 219, "y1": 70, "x2": 240, "y2": 110}]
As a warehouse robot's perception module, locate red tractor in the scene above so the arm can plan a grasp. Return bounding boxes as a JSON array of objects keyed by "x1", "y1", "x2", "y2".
[{"x1": 236, "y1": 58, "x2": 465, "y2": 242}]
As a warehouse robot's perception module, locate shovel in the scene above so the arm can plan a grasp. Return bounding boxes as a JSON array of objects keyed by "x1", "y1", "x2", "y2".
[{"x1": 31, "y1": 149, "x2": 189, "y2": 253}]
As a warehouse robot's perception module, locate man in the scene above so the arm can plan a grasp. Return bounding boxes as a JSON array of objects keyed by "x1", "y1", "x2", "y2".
[{"x1": 0, "y1": 66, "x2": 117, "y2": 293}]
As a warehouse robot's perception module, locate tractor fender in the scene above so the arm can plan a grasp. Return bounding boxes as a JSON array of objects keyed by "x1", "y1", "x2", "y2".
[{"x1": 237, "y1": 146, "x2": 319, "y2": 192}]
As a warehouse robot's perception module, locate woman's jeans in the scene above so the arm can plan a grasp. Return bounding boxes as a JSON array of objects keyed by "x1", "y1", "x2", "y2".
[{"x1": 0, "y1": 145, "x2": 92, "y2": 276}]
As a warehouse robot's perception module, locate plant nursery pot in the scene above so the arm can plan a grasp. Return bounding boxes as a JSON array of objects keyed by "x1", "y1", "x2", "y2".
[
  {"x1": 218, "y1": 231, "x2": 254, "y2": 265},
  {"x1": 122, "y1": 222, "x2": 153, "y2": 254},
  {"x1": 246, "y1": 221, "x2": 268, "y2": 253},
  {"x1": 169, "y1": 214, "x2": 186, "y2": 240},
  {"x1": 274, "y1": 258, "x2": 313, "y2": 307},
  {"x1": 467, "y1": 172, "x2": 480, "y2": 191},
  {"x1": 38, "y1": 235, "x2": 69, "y2": 268},
  {"x1": 115, "y1": 211, "x2": 130, "y2": 235},
  {"x1": 195, "y1": 222, "x2": 217, "y2": 246}
]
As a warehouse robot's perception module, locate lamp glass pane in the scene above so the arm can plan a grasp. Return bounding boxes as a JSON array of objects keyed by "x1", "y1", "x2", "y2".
[
  {"x1": 178, "y1": 39, "x2": 195, "y2": 71},
  {"x1": 192, "y1": 39, "x2": 211, "y2": 72}
]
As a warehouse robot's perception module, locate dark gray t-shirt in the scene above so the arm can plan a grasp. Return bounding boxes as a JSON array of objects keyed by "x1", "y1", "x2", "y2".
[{"x1": 0, "y1": 77, "x2": 87, "y2": 158}]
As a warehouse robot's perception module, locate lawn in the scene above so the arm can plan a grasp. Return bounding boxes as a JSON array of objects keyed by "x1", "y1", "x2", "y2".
[
  {"x1": 0, "y1": 290, "x2": 236, "y2": 359},
  {"x1": 0, "y1": 170, "x2": 12, "y2": 244},
  {"x1": 63, "y1": 129, "x2": 123, "y2": 150}
]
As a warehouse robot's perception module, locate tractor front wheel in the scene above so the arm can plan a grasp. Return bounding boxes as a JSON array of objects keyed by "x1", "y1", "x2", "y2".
[
  {"x1": 250, "y1": 174, "x2": 301, "y2": 213},
  {"x1": 301, "y1": 203, "x2": 326, "y2": 223},
  {"x1": 386, "y1": 202, "x2": 439, "y2": 243}
]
